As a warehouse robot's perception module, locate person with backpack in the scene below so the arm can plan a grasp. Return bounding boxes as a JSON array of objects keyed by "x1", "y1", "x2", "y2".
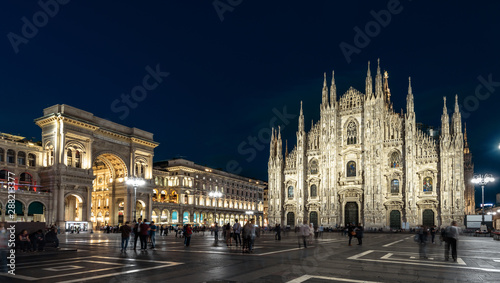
[{"x1": 184, "y1": 224, "x2": 193, "y2": 247}]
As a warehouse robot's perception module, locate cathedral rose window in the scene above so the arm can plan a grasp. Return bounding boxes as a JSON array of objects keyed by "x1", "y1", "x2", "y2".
[
  {"x1": 423, "y1": 177, "x2": 433, "y2": 192},
  {"x1": 347, "y1": 161, "x2": 356, "y2": 177}
]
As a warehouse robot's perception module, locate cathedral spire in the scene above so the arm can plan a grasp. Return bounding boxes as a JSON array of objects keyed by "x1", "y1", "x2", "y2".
[
  {"x1": 464, "y1": 123, "x2": 470, "y2": 154},
  {"x1": 452, "y1": 94, "x2": 462, "y2": 137},
  {"x1": 299, "y1": 101, "x2": 304, "y2": 132},
  {"x1": 277, "y1": 126, "x2": 282, "y2": 159},
  {"x1": 441, "y1": 97, "x2": 450, "y2": 137},
  {"x1": 322, "y1": 72, "x2": 328, "y2": 107},
  {"x1": 269, "y1": 127, "x2": 276, "y2": 161},
  {"x1": 406, "y1": 77, "x2": 414, "y2": 114},
  {"x1": 285, "y1": 139, "x2": 288, "y2": 159},
  {"x1": 365, "y1": 61, "x2": 373, "y2": 98},
  {"x1": 383, "y1": 71, "x2": 392, "y2": 109},
  {"x1": 375, "y1": 58, "x2": 383, "y2": 99},
  {"x1": 330, "y1": 70, "x2": 336, "y2": 107}
]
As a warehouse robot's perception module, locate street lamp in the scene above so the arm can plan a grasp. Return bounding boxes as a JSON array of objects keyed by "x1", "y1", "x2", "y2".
[
  {"x1": 471, "y1": 174, "x2": 495, "y2": 230},
  {"x1": 209, "y1": 191, "x2": 223, "y2": 225},
  {"x1": 126, "y1": 177, "x2": 146, "y2": 222}
]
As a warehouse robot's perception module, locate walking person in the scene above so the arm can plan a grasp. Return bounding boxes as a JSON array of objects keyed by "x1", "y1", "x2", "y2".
[
  {"x1": 275, "y1": 224, "x2": 281, "y2": 240},
  {"x1": 308, "y1": 223, "x2": 314, "y2": 245},
  {"x1": 139, "y1": 219, "x2": 150, "y2": 251},
  {"x1": 119, "y1": 221, "x2": 132, "y2": 252},
  {"x1": 233, "y1": 219, "x2": 242, "y2": 247},
  {"x1": 213, "y1": 222, "x2": 219, "y2": 243},
  {"x1": 418, "y1": 225, "x2": 429, "y2": 259},
  {"x1": 184, "y1": 224, "x2": 193, "y2": 247},
  {"x1": 133, "y1": 219, "x2": 141, "y2": 250},
  {"x1": 430, "y1": 225, "x2": 437, "y2": 244},
  {"x1": 225, "y1": 223, "x2": 232, "y2": 247},
  {"x1": 149, "y1": 221, "x2": 157, "y2": 249},
  {"x1": 347, "y1": 223, "x2": 355, "y2": 246},
  {"x1": 298, "y1": 220, "x2": 309, "y2": 248},
  {"x1": 444, "y1": 221, "x2": 460, "y2": 262},
  {"x1": 356, "y1": 223, "x2": 364, "y2": 245}
]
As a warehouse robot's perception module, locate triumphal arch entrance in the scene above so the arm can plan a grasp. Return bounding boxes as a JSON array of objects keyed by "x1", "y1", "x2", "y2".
[{"x1": 35, "y1": 104, "x2": 158, "y2": 230}]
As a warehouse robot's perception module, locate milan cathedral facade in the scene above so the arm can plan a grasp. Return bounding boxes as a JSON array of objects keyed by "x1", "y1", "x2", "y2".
[{"x1": 268, "y1": 60, "x2": 473, "y2": 229}]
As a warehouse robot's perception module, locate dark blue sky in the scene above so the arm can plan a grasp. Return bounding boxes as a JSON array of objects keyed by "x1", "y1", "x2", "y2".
[{"x1": 1, "y1": 1, "x2": 500, "y2": 205}]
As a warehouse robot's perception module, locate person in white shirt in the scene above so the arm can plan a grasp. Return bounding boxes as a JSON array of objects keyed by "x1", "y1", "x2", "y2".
[
  {"x1": 298, "y1": 220, "x2": 310, "y2": 248},
  {"x1": 444, "y1": 221, "x2": 460, "y2": 262}
]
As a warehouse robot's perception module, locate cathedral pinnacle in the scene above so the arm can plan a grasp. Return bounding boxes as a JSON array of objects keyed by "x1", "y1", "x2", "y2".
[
  {"x1": 330, "y1": 70, "x2": 337, "y2": 107},
  {"x1": 323, "y1": 72, "x2": 327, "y2": 88},
  {"x1": 454, "y1": 94, "x2": 460, "y2": 113},
  {"x1": 375, "y1": 58, "x2": 382, "y2": 99},
  {"x1": 366, "y1": 61, "x2": 373, "y2": 98}
]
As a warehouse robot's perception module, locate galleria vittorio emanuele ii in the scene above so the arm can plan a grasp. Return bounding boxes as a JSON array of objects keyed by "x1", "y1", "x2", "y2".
[{"x1": 268, "y1": 60, "x2": 475, "y2": 229}]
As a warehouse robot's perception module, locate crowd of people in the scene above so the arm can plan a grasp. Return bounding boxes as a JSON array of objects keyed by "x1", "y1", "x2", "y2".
[
  {"x1": 0, "y1": 224, "x2": 60, "y2": 254},
  {"x1": 415, "y1": 221, "x2": 461, "y2": 262}
]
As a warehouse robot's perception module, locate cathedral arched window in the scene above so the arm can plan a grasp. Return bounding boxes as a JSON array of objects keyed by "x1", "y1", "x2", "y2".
[
  {"x1": 310, "y1": 184, "x2": 317, "y2": 197},
  {"x1": 288, "y1": 186, "x2": 294, "y2": 198},
  {"x1": 423, "y1": 177, "x2": 433, "y2": 192},
  {"x1": 390, "y1": 179, "x2": 399, "y2": 194},
  {"x1": 310, "y1": 159, "x2": 318, "y2": 174},
  {"x1": 0, "y1": 148, "x2": 4, "y2": 162},
  {"x1": 347, "y1": 161, "x2": 356, "y2": 177},
  {"x1": 346, "y1": 121, "x2": 357, "y2": 145},
  {"x1": 389, "y1": 151, "x2": 400, "y2": 168}
]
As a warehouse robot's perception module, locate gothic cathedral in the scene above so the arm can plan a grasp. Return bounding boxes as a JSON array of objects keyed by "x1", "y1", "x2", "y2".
[{"x1": 268, "y1": 60, "x2": 473, "y2": 229}]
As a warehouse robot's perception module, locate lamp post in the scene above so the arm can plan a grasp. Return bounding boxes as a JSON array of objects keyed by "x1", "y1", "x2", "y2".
[
  {"x1": 209, "y1": 191, "x2": 223, "y2": 225},
  {"x1": 126, "y1": 178, "x2": 145, "y2": 222},
  {"x1": 471, "y1": 174, "x2": 494, "y2": 230}
]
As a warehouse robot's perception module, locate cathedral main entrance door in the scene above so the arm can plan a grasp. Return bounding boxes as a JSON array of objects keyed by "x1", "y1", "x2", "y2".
[
  {"x1": 345, "y1": 202, "x2": 358, "y2": 226},
  {"x1": 422, "y1": 209, "x2": 434, "y2": 227},
  {"x1": 287, "y1": 212, "x2": 295, "y2": 228},
  {"x1": 389, "y1": 210, "x2": 401, "y2": 229},
  {"x1": 310, "y1": 211, "x2": 318, "y2": 227}
]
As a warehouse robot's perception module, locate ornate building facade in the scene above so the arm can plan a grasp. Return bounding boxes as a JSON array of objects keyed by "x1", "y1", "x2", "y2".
[
  {"x1": 268, "y1": 61, "x2": 470, "y2": 229},
  {"x1": 0, "y1": 104, "x2": 265, "y2": 230}
]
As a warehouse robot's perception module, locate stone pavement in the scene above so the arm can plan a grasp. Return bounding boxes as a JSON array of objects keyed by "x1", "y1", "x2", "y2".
[{"x1": 1, "y1": 231, "x2": 499, "y2": 282}]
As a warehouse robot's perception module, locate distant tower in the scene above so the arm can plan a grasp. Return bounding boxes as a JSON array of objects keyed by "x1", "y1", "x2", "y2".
[{"x1": 463, "y1": 124, "x2": 475, "y2": 214}]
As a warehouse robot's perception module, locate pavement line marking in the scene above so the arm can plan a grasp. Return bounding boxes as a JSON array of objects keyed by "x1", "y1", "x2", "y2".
[
  {"x1": 347, "y1": 250, "x2": 374, "y2": 260},
  {"x1": 57, "y1": 263, "x2": 183, "y2": 283},
  {"x1": 14, "y1": 256, "x2": 95, "y2": 266},
  {"x1": 457, "y1": 258, "x2": 466, "y2": 265},
  {"x1": 287, "y1": 275, "x2": 383, "y2": 283},
  {"x1": 494, "y1": 259, "x2": 500, "y2": 262},
  {"x1": 348, "y1": 257, "x2": 500, "y2": 272},
  {"x1": 382, "y1": 239, "x2": 404, "y2": 247},
  {"x1": 381, "y1": 253, "x2": 393, "y2": 259}
]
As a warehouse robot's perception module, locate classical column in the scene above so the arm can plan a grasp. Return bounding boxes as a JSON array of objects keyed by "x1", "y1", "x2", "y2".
[
  {"x1": 57, "y1": 185, "x2": 65, "y2": 227},
  {"x1": 84, "y1": 187, "x2": 92, "y2": 222},
  {"x1": 124, "y1": 190, "x2": 131, "y2": 223}
]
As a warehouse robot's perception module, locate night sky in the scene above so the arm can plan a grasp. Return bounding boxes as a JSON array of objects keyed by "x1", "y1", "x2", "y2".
[{"x1": 1, "y1": 1, "x2": 500, "y2": 205}]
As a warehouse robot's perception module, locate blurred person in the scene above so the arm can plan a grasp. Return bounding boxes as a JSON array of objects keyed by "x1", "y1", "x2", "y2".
[
  {"x1": 133, "y1": 218, "x2": 141, "y2": 250},
  {"x1": 119, "y1": 221, "x2": 132, "y2": 252},
  {"x1": 299, "y1": 220, "x2": 309, "y2": 248},
  {"x1": 356, "y1": 223, "x2": 364, "y2": 245},
  {"x1": 225, "y1": 223, "x2": 232, "y2": 247},
  {"x1": 233, "y1": 219, "x2": 242, "y2": 246},
  {"x1": 418, "y1": 225, "x2": 429, "y2": 259},
  {"x1": 347, "y1": 223, "x2": 355, "y2": 246},
  {"x1": 0, "y1": 223, "x2": 8, "y2": 272},
  {"x1": 444, "y1": 221, "x2": 460, "y2": 262},
  {"x1": 139, "y1": 219, "x2": 150, "y2": 251},
  {"x1": 149, "y1": 221, "x2": 157, "y2": 249},
  {"x1": 184, "y1": 224, "x2": 193, "y2": 247},
  {"x1": 19, "y1": 229, "x2": 31, "y2": 252}
]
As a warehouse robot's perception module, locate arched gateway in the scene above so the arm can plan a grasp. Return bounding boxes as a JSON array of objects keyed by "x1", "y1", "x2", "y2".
[{"x1": 35, "y1": 104, "x2": 158, "y2": 229}]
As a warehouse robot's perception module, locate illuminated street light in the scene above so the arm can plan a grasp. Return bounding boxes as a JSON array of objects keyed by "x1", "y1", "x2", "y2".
[
  {"x1": 471, "y1": 174, "x2": 495, "y2": 229},
  {"x1": 209, "y1": 191, "x2": 223, "y2": 225},
  {"x1": 126, "y1": 178, "x2": 146, "y2": 222}
]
